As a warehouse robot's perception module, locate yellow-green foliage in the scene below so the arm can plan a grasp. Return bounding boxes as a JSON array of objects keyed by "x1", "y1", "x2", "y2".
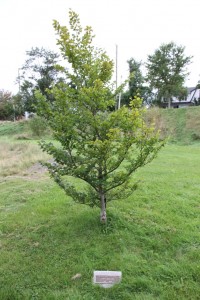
[{"x1": 36, "y1": 11, "x2": 164, "y2": 212}]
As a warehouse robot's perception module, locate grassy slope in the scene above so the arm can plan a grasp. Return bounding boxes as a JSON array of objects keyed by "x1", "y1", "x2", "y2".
[
  {"x1": 0, "y1": 116, "x2": 200, "y2": 299},
  {"x1": 0, "y1": 121, "x2": 50, "y2": 176},
  {"x1": 0, "y1": 121, "x2": 28, "y2": 138},
  {"x1": 146, "y1": 106, "x2": 200, "y2": 144}
]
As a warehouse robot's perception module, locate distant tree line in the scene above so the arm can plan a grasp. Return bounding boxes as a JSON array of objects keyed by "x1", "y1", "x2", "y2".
[
  {"x1": 122, "y1": 42, "x2": 192, "y2": 108},
  {"x1": 0, "y1": 42, "x2": 196, "y2": 120}
]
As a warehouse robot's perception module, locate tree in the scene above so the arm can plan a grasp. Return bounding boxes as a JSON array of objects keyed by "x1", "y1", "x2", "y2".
[
  {"x1": 0, "y1": 90, "x2": 13, "y2": 120},
  {"x1": 0, "y1": 90, "x2": 24, "y2": 121},
  {"x1": 36, "y1": 10, "x2": 164, "y2": 223},
  {"x1": 12, "y1": 93, "x2": 26, "y2": 120},
  {"x1": 18, "y1": 47, "x2": 64, "y2": 112},
  {"x1": 146, "y1": 42, "x2": 192, "y2": 108},
  {"x1": 121, "y1": 58, "x2": 154, "y2": 106}
]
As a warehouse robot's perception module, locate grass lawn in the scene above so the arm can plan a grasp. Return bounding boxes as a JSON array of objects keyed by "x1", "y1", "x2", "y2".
[{"x1": 0, "y1": 139, "x2": 200, "y2": 299}]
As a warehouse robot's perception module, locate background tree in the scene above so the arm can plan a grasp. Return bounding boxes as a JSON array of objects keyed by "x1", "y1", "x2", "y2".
[
  {"x1": 18, "y1": 47, "x2": 64, "y2": 112},
  {"x1": 121, "y1": 58, "x2": 153, "y2": 106},
  {"x1": 0, "y1": 90, "x2": 13, "y2": 120},
  {"x1": 0, "y1": 90, "x2": 24, "y2": 121},
  {"x1": 146, "y1": 42, "x2": 192, "y2": 108},
  {"x1": 13, "y1": 93, "x2": 27, "y2": 120},
  {"x1": 36, "y1": 10, "x2": 164, "y2": 223}
]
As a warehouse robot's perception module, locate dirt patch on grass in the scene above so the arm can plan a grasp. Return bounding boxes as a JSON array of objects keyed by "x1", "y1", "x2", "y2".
[
  {"x1": 0, "y1": 162, "x2": 49, "y2": 182},
  {"x1": 0, "y1": 141, "x2": 50, "y2": 178},
  {"x1": 23, "y1": 162, "x2": 48, "y2": 179}
]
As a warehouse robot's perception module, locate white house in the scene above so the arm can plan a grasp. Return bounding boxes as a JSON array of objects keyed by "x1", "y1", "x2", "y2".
[{"x1": 162, "y1": 87, "x2": 200, "y2": 108}]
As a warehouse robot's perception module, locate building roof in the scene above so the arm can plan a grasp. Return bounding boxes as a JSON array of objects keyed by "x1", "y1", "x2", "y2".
[{"x1": 187, "y1": 87, "x2": 196, "y2": 93}]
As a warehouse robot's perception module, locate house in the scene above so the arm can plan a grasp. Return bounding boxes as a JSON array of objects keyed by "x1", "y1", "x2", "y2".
[{"x1": 161, "y1": 87, "x2": 200, "y2": 108}]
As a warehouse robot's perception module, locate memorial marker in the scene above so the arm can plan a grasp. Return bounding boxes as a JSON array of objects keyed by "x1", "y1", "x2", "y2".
[{"x1": 93, "y1": 271, "x2": 122, "y2": 288}]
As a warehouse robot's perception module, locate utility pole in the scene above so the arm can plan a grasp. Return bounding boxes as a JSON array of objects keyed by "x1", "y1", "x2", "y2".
[
  {"x1": 18, "y1": 68, "x2": 21, "y2": 93},
  {"x1": 116, "y1": 44, "x2": 118, "y2": 90},
  {"x1": 115, "y1": 45, "x2": 119, "y2": 110},
  {"x1": 115, "y1": 45, "x2": 118, "y2": 110},
  {"x1": 118, "y1": 75, "x2": 122, "y2": 109},
  {"x1": 115, "y1": 45, "x2": 122, "y2": 110}
]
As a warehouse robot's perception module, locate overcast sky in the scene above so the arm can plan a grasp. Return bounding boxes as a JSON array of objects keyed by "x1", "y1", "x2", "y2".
[{"x1": 1, "y1": 0, "x2": 200, "y2": 93}]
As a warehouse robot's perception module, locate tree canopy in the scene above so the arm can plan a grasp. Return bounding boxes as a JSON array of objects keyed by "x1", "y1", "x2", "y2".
[
  {"x1": 36, "y1": 10, "x2": 164, "y2": 222},
  {"x1": 0, "y1": 90, "x2": 13, "y2": 120},
  {"x1": 122, "y1": 58, "x2": 153, "y2": 106},
  {"x1": 18, "y1": 47, "x2": 64, "y2": 112},
  {"x1": 146, "y1": 42, "x2": 192, "y2": 108}
]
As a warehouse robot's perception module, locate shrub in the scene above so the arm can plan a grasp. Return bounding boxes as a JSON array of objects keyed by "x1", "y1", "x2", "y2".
[{"x1": 28, "y1": 115, "x2": 49, "y2": 137}]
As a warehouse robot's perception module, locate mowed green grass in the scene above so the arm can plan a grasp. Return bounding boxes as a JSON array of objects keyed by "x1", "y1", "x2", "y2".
[{"x1": 0, "y1": 143, "x2": 200, "y2": 300}]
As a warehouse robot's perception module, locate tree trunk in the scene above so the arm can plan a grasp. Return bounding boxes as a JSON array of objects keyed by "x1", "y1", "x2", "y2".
[
  {"x1": 100, "y1": 193, "x2": 107, "y2": 223},
  {"x1": 168, "y1": 98, "x2": 171, "y2": 108}
]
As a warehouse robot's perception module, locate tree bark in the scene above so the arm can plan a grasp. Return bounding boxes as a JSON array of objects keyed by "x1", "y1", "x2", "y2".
[{"x1": 100, "y1": 192, "x2": 107, "y2": 223}]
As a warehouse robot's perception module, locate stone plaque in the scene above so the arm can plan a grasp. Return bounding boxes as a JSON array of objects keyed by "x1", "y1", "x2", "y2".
[{"x1": 93, "y1": 271, "x2": 122, "y2": 288}]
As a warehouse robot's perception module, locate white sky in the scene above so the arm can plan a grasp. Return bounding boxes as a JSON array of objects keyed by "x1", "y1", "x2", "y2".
[{"x1": 0, "y1": 0, "x2": 200, "y2": 93}]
